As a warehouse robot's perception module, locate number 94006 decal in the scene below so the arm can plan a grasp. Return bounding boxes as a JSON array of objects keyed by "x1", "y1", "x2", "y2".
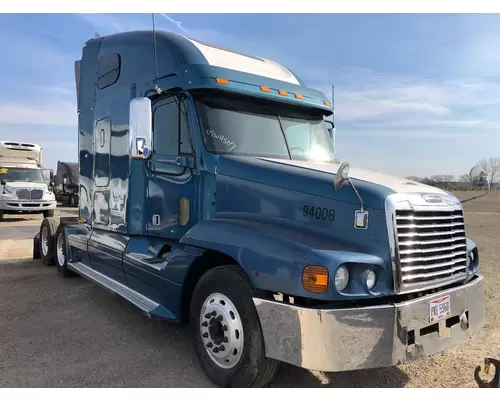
[{"x1": 302, "y1": 205, "x2": 335, "y2": 221}]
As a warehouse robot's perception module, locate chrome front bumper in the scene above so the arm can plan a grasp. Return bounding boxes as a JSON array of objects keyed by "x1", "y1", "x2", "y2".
[{"x1": 253, "y1": 275, "x2": 485, "y2": 372}]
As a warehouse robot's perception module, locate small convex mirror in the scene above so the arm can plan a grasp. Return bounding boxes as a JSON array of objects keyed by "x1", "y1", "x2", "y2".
[
  {"x1": 324, "y1": 120, "x2": 334, "y2": 141},
  {"x1": 130, "y1": 97, "x2": 152, "y2": 159},
  {"x1": 469, "y1": 165, "x2": 489, "y2": 189},
  {"x1": 333, "y1": 161, "x2": 350, "y2": 191}
]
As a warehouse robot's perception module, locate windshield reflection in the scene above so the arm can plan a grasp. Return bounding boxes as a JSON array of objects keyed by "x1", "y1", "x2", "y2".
[
  {"x1": 194, "y1": 90, "x2": 335, "y2": 163},
  {"x1": 0, "y1": 167, "x2": 45, "y2": 183}
]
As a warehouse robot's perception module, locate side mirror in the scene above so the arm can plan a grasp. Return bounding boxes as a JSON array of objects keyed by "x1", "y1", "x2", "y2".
[
  {"x1": 324, "y1": 120, "x2": 334, "y2": 140},
  {"x1": 460, "y1": 165, "x2": 491, "y2": 204},
  {"x1": 332, "y1": 161, "x2": 368, "y2": 229},
  {"x1": 333, "y1": 161, "x2": 350, "y2": 191},
  {"x1": 43, "y1": 168, "x2": 54, "y2": 183},
  {"x1": 469, "y1": 165, "x2": 489, "y2": 190},
  {"x1": 129, "y1": 97, "x2": 152, "y2": 159}
]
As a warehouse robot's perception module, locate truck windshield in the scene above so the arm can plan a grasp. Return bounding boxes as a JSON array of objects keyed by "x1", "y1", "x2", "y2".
[
  {"x1": 0, "y1": 167, "x2": 45, "y2": 183},
  {"x1": 194, "y1": 91, "x2": 335, "y2": 162}
]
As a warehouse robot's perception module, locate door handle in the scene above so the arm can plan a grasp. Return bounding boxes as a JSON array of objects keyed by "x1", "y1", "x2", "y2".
[{"x1": 176, "y1": 156, "x2": 195, "y2": 168}]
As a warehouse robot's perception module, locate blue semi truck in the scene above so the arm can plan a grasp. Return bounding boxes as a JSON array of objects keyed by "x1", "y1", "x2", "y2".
[{"x1": 34, "y1": 30, "x2": 490, "y2": 387}]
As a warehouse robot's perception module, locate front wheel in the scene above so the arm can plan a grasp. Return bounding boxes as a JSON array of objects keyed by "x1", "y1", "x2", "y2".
[
  {"x1": 190, "y1": 265, "x2": 281, "y2": 388},
  {"x1": 68, "y1": 195, "x2": 76, "y2": 207},
  {"x1": 43, "y1": 209, "x2": 55, "y2": 218}
]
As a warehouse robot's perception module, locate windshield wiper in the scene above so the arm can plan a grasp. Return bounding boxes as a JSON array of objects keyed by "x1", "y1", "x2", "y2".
[{"x1": 275, "y1": 111, "x2": 292, "y2": 160}]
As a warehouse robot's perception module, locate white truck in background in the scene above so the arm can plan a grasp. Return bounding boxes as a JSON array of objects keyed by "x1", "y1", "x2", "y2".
[{"x1": 0, "y1": 141, "x2": 57, "y2": 221}]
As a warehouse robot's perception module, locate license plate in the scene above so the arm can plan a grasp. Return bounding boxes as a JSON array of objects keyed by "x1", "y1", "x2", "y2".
[{"x1": 429, "y1": 295, "x2": 451, "y2": 323}]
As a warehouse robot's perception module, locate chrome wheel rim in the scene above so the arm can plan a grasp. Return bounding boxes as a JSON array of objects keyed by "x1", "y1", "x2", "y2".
[
  {"x1": 199, "y1": 293, "x2": 244, "y2": 369},
  {"x1": 41, "y1": 226, "x2": 49, "y2": 256},
  {"x1": 56, "y1": 233, "x2": 65, "y2": 266}
]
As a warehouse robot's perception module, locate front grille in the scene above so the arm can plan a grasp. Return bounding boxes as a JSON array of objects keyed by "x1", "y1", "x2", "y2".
[
  {"x1": 14, "y1": 188, "x2": 44, "y2": 201},
  {"x1": 31, "y1": 189, "x2": 43, "y2": 200},
  {"x1": 395, "y1": 209, "x2": 467, "y2": 291},
  {"x1": 15, "y1": 189, "x2": 31, "y2": 200}
]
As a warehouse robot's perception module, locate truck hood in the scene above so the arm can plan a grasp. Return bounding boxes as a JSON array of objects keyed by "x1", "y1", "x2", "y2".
[
  {"x1": 2, "y1": 181, "x2": 48, "y2": 190},
  {"x1": 215, "y1": 156, "x2": 452, "y2": 210},
  {"x1": 261, "y1": 158, "x2": 446, "y2": 194}
]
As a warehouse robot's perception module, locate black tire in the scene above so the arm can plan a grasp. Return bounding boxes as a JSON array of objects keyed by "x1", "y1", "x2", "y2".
[
  {"x1": 39, "y1": 217, "x2": 59, "y2": 266},
  {"x1": 43, "y1": 209, "x2": 55, "y2": 218},
  {"x1": 54, "y1": 224, "x2": 77, "y2": 277},
  {"x1": 0, "y1": 210, "x2": 4, "y2": 222},
  {"x1": 190, "y1": 265, "x2": 281, "y2": 388},
  {"x1": 33, "y1": 234, "x2": 41, "y2": 259}
]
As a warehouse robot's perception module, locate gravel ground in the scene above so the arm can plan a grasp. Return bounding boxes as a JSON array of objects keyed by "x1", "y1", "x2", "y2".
[{"x1": 0, "y1": 195, "x2": 499, "y2": 388}]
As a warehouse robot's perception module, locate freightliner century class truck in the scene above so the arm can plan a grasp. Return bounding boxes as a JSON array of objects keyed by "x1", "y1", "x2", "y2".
[
  {"x1": 34, "y1": 30, "x2": 491, "y2": 387},
  {"x1": 0, "y1": 141, "x2": 57, "y2": 221}
]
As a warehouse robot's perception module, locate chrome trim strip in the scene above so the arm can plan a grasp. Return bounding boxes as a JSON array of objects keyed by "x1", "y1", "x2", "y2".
[
  {"x1": 67, "y1": 261, "x2": 159, "y2": 313},
  {"x1": 123, "y1": 252, "x2": 168, "y2": 272}
]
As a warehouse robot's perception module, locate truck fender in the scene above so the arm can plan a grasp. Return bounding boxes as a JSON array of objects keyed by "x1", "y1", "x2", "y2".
[
  {"x1": 466, "y1": 237, "x2": 477, "y2": 253},
  {"x1": 179, "y1": 217, "x2": 368, "y2": 296}
]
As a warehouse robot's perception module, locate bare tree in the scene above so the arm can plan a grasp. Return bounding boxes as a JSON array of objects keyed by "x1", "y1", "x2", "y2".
[
  {"x1": 405, "y1": 176, "x2": 422, "y2": 182},
  {"x1": 477, "y1": 157, "x2": 500, "y2": 187},
  {"x1": 459, "y1": 174, "x2": 471, "y2": 183},
  {"x1": 421, "y1": 176, "x2": 436, "y2": 186},
  {"x1": 430, "y1": 175, "x2": 455, "y2": 190}
]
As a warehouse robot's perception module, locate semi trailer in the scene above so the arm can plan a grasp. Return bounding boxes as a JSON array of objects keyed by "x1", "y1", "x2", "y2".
[{"x1": 34, "y1": 29, "x2": 490, "y2": 387}]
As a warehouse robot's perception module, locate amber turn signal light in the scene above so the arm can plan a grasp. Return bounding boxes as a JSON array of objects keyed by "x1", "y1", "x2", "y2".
[{"x1": 302, "y1": 265, "x2": 329, "y2": 294}]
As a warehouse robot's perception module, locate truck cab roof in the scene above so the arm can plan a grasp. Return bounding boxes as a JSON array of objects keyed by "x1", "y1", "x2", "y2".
[{"x1": 80, "y1": 30, "x2": 332, "y2": 115}]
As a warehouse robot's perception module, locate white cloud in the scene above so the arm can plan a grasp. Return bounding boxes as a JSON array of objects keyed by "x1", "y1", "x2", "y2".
[
  {"x1": 79, "y1": 13, "x2": 194, "y2": 37},
  {"x1": 351, "y1": 130, "x2": 491, "y2": 139},
  {"x1": 158, "y1": 13, "x2": 191, "y2": 35},
  {"x1": 0, "y1": 102, "x2": 77, "y2": 126},
  {"x1": 314, "y1": 76, "x2": 500, "y2": 129},
  {"x1": 78, "y1": 13, "x2": 147, "y2": 35}
]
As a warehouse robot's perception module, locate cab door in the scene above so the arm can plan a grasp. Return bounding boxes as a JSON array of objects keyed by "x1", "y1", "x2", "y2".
[
  {"x1": 122, "y1": 95, "x2": 198, "y2": 302},
  {"x1": 145, "y1": 95, "x2": 197, "y2": 240}
]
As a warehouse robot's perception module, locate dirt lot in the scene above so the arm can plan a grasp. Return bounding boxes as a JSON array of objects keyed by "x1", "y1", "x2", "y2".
[{"x1": 0, "y1": 193, "x2": 499, "y2": 388}]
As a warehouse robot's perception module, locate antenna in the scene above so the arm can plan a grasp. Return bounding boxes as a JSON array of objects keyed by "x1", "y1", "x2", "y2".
[
  {"x1": 151, "y1": 13, "x2": 162, "y2": 95},
  {"x1": 332, "y1": 84, "x2": 336, "y2": 160}
]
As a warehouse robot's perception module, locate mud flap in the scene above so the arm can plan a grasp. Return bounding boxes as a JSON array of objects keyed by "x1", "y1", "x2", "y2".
[{"x1": 33, "y1": 232, "x2": 41, "y2": 260}]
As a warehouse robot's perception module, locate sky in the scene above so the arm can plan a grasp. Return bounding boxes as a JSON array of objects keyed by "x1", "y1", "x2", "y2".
[{"x1": 0, "y1": 13, "x2": 499, "y2": 178}]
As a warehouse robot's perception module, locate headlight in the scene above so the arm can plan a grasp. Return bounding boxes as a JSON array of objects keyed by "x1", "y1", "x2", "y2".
[
  {"x1": 366, "y1": 270, "x2": 377, "y2": 290},
  {"x1": 334, "y1": 266, "x2": 349, "y2": 292},
  {"x1": 467, "y1": 251, "x2": 478, "y2": 274}
]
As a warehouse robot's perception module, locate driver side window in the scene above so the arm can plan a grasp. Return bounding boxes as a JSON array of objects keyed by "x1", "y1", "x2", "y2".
[{"x1": 153, "y1": 96, "x2": 192, "y2": 156}]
